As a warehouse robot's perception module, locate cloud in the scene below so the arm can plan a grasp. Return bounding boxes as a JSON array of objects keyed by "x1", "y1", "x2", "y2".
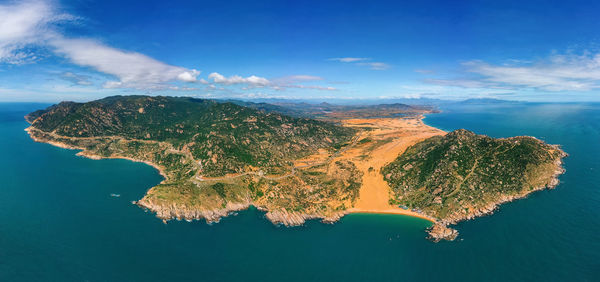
[
  {"x1": 274, "y1": 84, "x2": 336, "y2": 91},
  {"x1": 0, "y1": 0, "x2": 199, "y2": 90},
  {"x1": 49, "y1": 38, "x2": 200, "y2": 89},
  {"x1": 329, "y1": 57, "x2": 390, "y2": 70},
  {"x1": 423, "y1": 78, "x2": 490, "y2": 89},
  {"x1": 0, "y1": 0, "x2": 72, "y2": 64},
  {"x1": 328, "y1": 57, "x2": 369, "y2": 63},
  {"x1": 462, "y1": 56, "x2": 600, "y2": 91},
  {"x1": 423, "y1": 53, "x2": 600, "y2": 92},
  {"x1": 0, "y1": 1, "x2": 339, "y2": 94},
  {"x1": 415, "y1": 69, "x2": 435, "y2": 74},
  {"x1": 357, "y1": 62, "x2": 390, "y2": 70},
  {"x1": 272, "y1": 75, "x2": 323, "y2": 85},
  {"x1": 177, "y1": 70, "x2": 201, "y2": 82},
  {"x1": 208, "y1": 72, "x2": 270, "y2": 86},
  {"x1": 208, "y1": 72, "x2": 336, "y2": 91},
  {"x1": 60, "y1": 71, "x2": 93, "y2": 86},
  {"x1": 282, "y1": 75, "x2": 323, "y2": 82},
  {"x1": 421, "y1": 52, "x2": 600, "y2": 92}
]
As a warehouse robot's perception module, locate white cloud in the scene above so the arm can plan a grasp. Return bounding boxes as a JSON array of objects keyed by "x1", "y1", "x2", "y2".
[
  {"x1": 177, "y1": 69, "x2": 201, "y2": 82},
  {"x1": 328, "y1": 57, "x2": 369, "y2": 63},
  {"x1": 282, "y1": 75, "x2": 323, "y2": 82},
  {"x1": 0, "y1": 0, "x2": 200, "y2": 90},
  {"x1": 329, "y1": 57, "x2": 390, "y2": 70},
  {"x1": 0, "y1": 1, "x2": 339, "y2": 94},
  {"x1": 50, "y1": 38, "x2": 200, "y2": 89},
  {"x1": 207, "y1": 72, "x2": 337, "y2": 92},
  {"x1": 0, "y1": 0, "x2": 71, "y2": 64},
  {"x1": 279, "y1": 84, "x2": 336, "y2": 91},
  {"x1": 463, "y1": 56, "x2": 600, "y2": 91},
  {"x1": 415, "y1": 69, "x2": 435, "y2": 74},
  {"x1": 357, "y1": 62, "x2": 390, "y2": 70},
  {"x1": 424, "y1": 78, "x2": 490, "y2": 89},
  {"x1": 421, "y1": 52, "x2": 600, "y2": 92},
  {"x1": 245, "y1": 75, "x2": 270, "y2": 86},
  {"x1": 271, "y1": 75, "x2": 324, "y2": 85},
  {"x1": 427, "y1": 53, "x2": 600, "y2": 92},
  {"x1": 60, "y1": 71, "x2": 92, "y2": 86},
  {"x1": 208, "y1": 72, "x2": 270, "y2": 86}
]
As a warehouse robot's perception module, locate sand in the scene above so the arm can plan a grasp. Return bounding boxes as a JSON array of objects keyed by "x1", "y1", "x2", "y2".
[{"x1": 334, "y1": 117, "x2": 445, "y2": 223}]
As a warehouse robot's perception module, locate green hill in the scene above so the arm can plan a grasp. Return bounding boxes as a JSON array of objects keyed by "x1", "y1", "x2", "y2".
[
  {"x1": 382, "y1": 129, "x2": 566, "y2": 240},
  {"x1": 26, "y1": 95, "x2": 361, "y2": 225},
  {"x1": 28, "y1": 95, "x2": 355, "y2": 176}
]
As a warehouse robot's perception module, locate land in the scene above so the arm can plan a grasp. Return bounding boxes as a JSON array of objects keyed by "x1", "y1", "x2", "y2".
[
  {"x1": 25, "y1": 95, "x2": 566, "y2": 241},
  {"x1": 382, "y1": 129, "x2": 567, "y2": 241},
  {"x1": 321, "y1": 118, "x2": 444, "y2": 221}
]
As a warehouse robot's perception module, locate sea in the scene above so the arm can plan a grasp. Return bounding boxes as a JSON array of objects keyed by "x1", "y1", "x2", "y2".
[{"x1": 0, "y1": 102, "x2": 597, "y2": 281}]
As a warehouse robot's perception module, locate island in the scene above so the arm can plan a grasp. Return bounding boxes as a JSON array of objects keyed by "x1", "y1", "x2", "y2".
[{"x1": 25, "y1": 95, "x2": 566, "y2": 241}]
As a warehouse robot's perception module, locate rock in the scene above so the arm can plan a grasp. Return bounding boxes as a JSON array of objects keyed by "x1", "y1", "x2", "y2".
[
  {"x1": 264, "y1": 209, "x2": 347, "y2": 226},
  {"x1": 427, "y1": 224, "x2": 458, "y2": 242},
  {"x1": 135, "y1": 198, "x2": 251, "y2": 224}
]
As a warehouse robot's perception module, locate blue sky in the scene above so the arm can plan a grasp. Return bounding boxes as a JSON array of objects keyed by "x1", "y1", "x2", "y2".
[{"x1": 1, "y1": 0, "x2": 600, "y2": 102}]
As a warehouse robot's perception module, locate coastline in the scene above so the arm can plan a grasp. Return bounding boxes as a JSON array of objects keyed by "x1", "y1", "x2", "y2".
[
  {"x1": 24, "y1": 115, "x2": 567, "y2": 242},
  {"x1": 25, "y1": 117, "x2": 444, "y2": 227},
  {"x1": 347, "y1": 208, "x2": 436, "y2": 223},
  {"x1": 25, "y1": 126, "x2": 169, "y2": 182}
]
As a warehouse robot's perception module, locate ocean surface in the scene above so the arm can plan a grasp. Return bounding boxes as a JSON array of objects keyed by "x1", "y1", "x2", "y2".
[{"x1": 0, "y1": 102, "x2": 598, "y2": 281}]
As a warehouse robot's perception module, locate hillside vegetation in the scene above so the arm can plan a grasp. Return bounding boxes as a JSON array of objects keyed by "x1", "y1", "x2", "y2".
[
  {"x1": 28, "y1": 95, "x2": 355, "y2": 176},
  {"x1": 26, "y1": 96, "x2": 566, "y2": 241},
  {"x1": 26, "y1": 95, "x2": 361, "y2": 224},
  {"x1": 383, "y1": 129, "x2": 566, "y2": 233}
]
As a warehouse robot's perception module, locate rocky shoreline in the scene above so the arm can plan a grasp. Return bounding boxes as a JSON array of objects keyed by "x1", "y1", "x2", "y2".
[
  {"x1": 262, "y1": 208, "x2": 348, "y2": 226},
  {"x1": 427, "y1": 152, "x2": 567, "y2": 242},
  {"x1": 135, "y1": 197, "x2": 347, "y2": 227},
  {"x1": 25, "y1": 120, "x2": 568, "y2": 242},
  {"x1": 135, "y1": 198, "x2": 253, "y2": 224},
  {"x1": 25, "y1": 126, "x2": 170, "y2": 181},
  {"x1": 26, "y1": 125, "x2": 350, "y2": 228}
]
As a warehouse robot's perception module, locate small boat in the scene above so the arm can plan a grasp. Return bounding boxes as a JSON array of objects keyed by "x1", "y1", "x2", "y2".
[{"x1": 110, "y1": 193, "x2": 121, "y2": 197}]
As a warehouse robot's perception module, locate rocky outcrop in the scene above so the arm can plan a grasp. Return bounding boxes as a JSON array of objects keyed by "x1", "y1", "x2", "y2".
[
  {"x1": 263, "y1": 208, "x2": 347, "y2": 226},
  {"x1": 427, "y1": 224, "x2": 458, "y2": 242},
  {"x1": 135, "y1": 198, "x2": 252, "y2": 224},
  {"x1": 135, "y1": 199, "x2": 349, "y2": 227}
]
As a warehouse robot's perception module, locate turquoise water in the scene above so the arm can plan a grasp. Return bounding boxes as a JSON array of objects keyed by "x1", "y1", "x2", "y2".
[{"x1": 0, "y1": 102, "x2": 598, "y2": 281}]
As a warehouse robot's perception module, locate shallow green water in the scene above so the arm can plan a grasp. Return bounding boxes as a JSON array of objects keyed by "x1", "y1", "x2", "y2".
[{"x1": 0, "y1": 102, "x2": 597, "y2": 281}]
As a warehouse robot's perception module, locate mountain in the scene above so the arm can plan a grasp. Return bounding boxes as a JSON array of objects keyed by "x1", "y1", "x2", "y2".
[
  {"x1": 27, "y1": 95, "x2": 355, "y2": 176},
  {"x1": 227, "y1": 99, "x2": 431, "y2": 119},
  {"x1": 458, "y1": 98, "x2": 521, "y2": 104}
]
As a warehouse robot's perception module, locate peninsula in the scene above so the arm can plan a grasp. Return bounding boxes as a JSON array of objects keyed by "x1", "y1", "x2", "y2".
[{"x1": 25, "y1": 96, "x2": 566, "y2": 241}]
